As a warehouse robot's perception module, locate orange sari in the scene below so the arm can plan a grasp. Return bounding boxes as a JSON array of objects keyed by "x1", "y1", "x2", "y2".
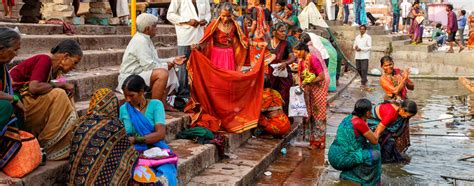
[
  {"x1": 199, "y1": 17, "x2": 248, "y2": 71},
  {"x1": 259, "y1": 88, "x2": 291, "y2": 136},
  {"x1": 468, "y1": 16, "x2": 474, "y2": 49},
  {"x1": 185, "y1": 36, "x2": 266, "y2": 133}
]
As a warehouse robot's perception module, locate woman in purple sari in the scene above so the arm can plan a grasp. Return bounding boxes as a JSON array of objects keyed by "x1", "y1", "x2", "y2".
[{"x1": 409, "y1": 2, "x2": 424, "y2": 44}]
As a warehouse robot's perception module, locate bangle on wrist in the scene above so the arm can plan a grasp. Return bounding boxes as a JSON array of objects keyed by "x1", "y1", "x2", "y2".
[
  {"x1": 50, "y1": 82, "x2": 56, "y2": 88},
  {"x1": 12, "y1": 95, "x2": 20, "y2": 104},
  {"x1": 135, "y1": 136, "x2": 145, "y2": 143}
]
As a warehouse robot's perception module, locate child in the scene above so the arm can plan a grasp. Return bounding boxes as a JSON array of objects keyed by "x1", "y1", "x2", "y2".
[{"x1": 431, "y1": 23, "x2": 447, "y2": 47}]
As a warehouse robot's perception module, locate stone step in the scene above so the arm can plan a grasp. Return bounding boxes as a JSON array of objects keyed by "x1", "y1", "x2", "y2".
[
  {"x1": 394, "y1": 42, "x2": 437, "y2": 52},
  {"x1": 330, "y1": 25, "x2": 386, "y2": 32},
  {"x1": 187, "y1": 122, "x2": 300, "y2": 185},
  {"x1": 0, "y1": 22, "x2": 176, "y2": 35},
  {"x1": 18, "y1": 34, "x2": 177, "y2": 54},
  {"x1": 11, "y1": 47, "x2": 178, "y2": 71}
]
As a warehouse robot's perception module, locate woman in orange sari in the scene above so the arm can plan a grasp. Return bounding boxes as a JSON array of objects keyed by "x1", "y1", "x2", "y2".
[
  {"x1": 258, "y1": 76, "x2": 291, "y2": 137},
  {"x1": 468, "y1": 12, "x2": 474, "y2": 49},
  {"x1": 379, "y1": 56, "x2": 414, "y2": 101},
  {"x1": 197, "y1": 2, "x2": 248, "y2": 71}
]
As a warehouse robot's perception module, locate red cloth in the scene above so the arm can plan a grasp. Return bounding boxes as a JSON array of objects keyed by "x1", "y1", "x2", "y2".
[
  {"x1": 213, "y1": 27, "x2": 236, "y2": 47},
  {"x1": 352, "y1": 117, "x2": 370, "y2": 137},
  {"x1": 342, "y1": 0, "x2": 353, "y2": 4},
  {"x1": 10, "y1": 54, "x2": 52, "y2": 90},
  {"x1": 378, "y1": 103, "x2": 398, "y2": 127},
  {"x1": 1, "y1": 0, "x2": 14, "y2": 6},
  {"x1": 184, "y1": 49, "x2": 266, "y2": 133}
]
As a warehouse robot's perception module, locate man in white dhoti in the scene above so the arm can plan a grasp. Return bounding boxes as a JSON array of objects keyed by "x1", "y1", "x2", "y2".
[{"x1": 117, "y1": 13, "x2": 185, "y2": 111}]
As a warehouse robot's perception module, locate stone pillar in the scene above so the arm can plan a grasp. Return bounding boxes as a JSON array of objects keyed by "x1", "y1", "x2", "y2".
[
  {"x1": 86, "y1": 1, "x2": 113, "y2": 25},
  {"x1": 40, "y1": 0, "x2": 75, "y2": 21}
]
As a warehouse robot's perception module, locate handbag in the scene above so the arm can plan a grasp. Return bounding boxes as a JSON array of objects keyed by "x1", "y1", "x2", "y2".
[{"x1": 2, "y1": 131, "x2": 42, "y2": 178}]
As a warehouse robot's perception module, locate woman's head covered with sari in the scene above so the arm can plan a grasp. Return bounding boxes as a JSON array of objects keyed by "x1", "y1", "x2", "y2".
[
  {"x1": 86, "y1": 88, "x2": 119, "y2": 118},
  {"x1": 0, "y1": 27, "x2": 21, "y2": 64}
]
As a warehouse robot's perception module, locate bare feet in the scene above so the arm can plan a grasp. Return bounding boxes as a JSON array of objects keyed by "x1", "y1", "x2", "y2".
[{"x1": 459, "y1": 47, "x2": 465, "y2": 53}]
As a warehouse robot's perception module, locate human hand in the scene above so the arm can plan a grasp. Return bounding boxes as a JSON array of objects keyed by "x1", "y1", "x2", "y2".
[
  {"x1": 199, "y1": 19, "x2": 207, "y2": 26},
  {"x1": 128, "y1": 136, "x2": 136, "y2": 144},
  {"x1": 187, "y1": 19, "x2": 199, "y2": 27},
  {"x1": 277, "y1": 64, "x2": 287, "y2": 71},
  {"x1": 57, "y1": 83, "x2": 75, "y2": 95},
  {"x1": 173, "y1": 55, "x2": 187, "y2": 65}
]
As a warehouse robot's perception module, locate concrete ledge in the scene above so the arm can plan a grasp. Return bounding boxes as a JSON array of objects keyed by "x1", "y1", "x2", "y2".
[
  {"x1": 0, "y1": 160, "x2": 69, "y2": 185},
  {"x1": 0, "y1": 22, "x2": 175, "y2": 35},
  {"x1": 18, "y1": 34, "x2": 177, "y2": 54},
  {"x1": 188, "y1": 122, "x2": 300, "y2": 185},
  {"x1": 11, "y1": 47, "x2": 178, "y2": 71}
]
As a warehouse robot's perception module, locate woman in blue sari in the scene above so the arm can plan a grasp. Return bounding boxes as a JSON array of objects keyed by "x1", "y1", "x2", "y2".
[
  {"x1": 368, "y1": 99, "x2": 417, "y2": 163},
  {"x1": 119, "y1": 75, "x2": 177, "y2": 186},
  {"x1": 328, "y1": 99, "x2": 381, "y2": 185}
]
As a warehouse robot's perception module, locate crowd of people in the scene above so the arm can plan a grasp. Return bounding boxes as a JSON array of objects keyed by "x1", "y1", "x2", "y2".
[{"x1": 3, "y1": 0, "x2": 467, "y2": 185}]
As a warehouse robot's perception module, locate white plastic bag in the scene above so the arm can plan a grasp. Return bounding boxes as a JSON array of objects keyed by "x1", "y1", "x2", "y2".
[
  {"x1": 288, "y1": 86, "x2": 308, "y2": 117},
  {"x1": 270, "y1": 64, "x2": 288, "y2": 78}
]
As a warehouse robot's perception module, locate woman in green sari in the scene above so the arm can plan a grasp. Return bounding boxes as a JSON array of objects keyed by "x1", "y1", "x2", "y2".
[{"x1": 328, "y1": 99, "x2": 381, "y2": 185}]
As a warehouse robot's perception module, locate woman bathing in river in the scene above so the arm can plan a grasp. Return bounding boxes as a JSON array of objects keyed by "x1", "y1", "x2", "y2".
[
  {"x1": 379, "y1": 56, "x2": 414, "y2": 101},
  {"x1": 329, "y1": 99, "x2": 381, "y2": 185},
  {"x1": 368, "y1": 99, "x2": 417, "y2": 163}
]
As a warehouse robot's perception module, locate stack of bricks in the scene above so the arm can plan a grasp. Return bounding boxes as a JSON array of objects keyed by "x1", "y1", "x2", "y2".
[
  {"x1": 40, "y1": 0, "x2": 75, "y2": 21},
  {"x1": 86, "y1": 1, "x2": 112, "y2": 25}
]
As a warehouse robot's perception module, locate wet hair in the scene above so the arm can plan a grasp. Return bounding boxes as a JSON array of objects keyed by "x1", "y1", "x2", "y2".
[
  {"x1": 461, "y1": 10, "x2": 466, "y2": 16},
  {"x1": 446, "y1": 4, "x2": 453, "y2": 11},
  {"x1": 276, "y1": 0, "x2": 286, "y2": 7},
  {"x1": 264, "y1": 75, "x2": 271, "y2": 88},
  {"x1": 359, "y1": 24, "x2": 367, "y2": 30},
  {"x1": 400, "y1": 99, "x2": 418, "y2": 115},
  {"x1": 220, "y1": 2, "x2": 234, "y2": 12},
  {"x1": 380, "y1": 55, "x2": 393, "y2": 66},
  {"x1": 294, "y1": 42, "x2": 309, "y2": 52},
  {"x1": 300, "y1": 33, "x2": 311, "y2": 44},
  {"x1": 436, "y1": 23, "x2": 442, "y2": 28},
  {"x1": 121, "y1": 75, "x2": 151, "y2": 93},
  {"x1": 352, "y1": 99, "x2": 372, "y2": 117},
  {"x1": 0, "y1": 27, "x2": 21, "y2": 50},
  {"x1": 259, "y1": 0, "x2": 266, "y2": 6},
  {"x1": 51, "y1": 39, "x2": 83, "y2": 57}
]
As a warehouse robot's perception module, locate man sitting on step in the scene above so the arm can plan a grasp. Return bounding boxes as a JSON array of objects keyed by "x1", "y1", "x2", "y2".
[{"x1": 117, "y1": 13, "x2": 186, "y2": 111}]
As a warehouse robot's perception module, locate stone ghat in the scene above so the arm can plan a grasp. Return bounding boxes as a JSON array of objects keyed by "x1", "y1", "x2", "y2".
[{"x1": 0, "y1": 22, "x2": 355, "y2": 185}]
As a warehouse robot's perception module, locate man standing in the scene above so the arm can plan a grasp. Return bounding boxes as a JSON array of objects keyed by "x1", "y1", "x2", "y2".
[
  {"x1": 353, "y1": 25, "x2": 371, "y2": 88},
  {"x1": 400, "y1": 0, "x2": 411, "y2": 33},
  {"x1": 446, "y1": 4, "x2": 464, "y2": 53},
  {"x1": 458, "y1": 10, "x2": 467, "y2": 46},
  {"x1": 391, "y1": 0, "x2": 400, "y2": 34},
  {"x1": 167, "y1": 0, "x2": 211, "y2": 110}
]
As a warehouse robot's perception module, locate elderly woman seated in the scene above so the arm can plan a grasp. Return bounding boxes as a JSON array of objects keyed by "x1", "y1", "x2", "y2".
[{"x1": 117, "y1": 13, "x2": 185, "y2": 112}]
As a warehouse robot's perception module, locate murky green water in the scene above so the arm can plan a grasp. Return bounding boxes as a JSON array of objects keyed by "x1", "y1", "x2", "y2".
[{"x1": 323, "y1": 78, "x2": 474, "y2": 185}]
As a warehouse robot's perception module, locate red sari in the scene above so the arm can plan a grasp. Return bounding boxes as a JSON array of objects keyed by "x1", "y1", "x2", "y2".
[{"x1": 185, "y1": 17, "x2": 267, "y2": 134}]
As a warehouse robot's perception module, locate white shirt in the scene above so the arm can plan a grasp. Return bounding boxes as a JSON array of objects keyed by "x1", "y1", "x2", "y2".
[
  {"x1": 400, "y1": 1, "x2": 412, "y2": 18},
  {"x1": 167, "y1": 0, "x2": 211, "y2": 46},
  {"x1": 353, "y1": 33, "x2": 372, "y2": 60},
  {"x1": 117, "y1": 32, "x2": 179, "y2": 93},
  {"x1": 308, "y1": 32, "x2": 330, "y2": 59}
]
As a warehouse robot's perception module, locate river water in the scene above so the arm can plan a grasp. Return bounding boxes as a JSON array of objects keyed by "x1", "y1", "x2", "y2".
[{"x1": 321, "y1": 78, "x2": 474, "y2": 185}]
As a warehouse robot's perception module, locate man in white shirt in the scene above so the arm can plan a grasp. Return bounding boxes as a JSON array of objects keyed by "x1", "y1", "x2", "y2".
[
  {"x1": 400, "y1": 0, "x2": 412, "y2": 33},
  {"x1": 117, "y1": 13, "x2": 186, "y2": 111},
  {"x1": 353, "y1": 25, "x2": 371, "y2": 87},
  {"x1": 167, "y1": 0, "x2": 211, "y2": 109}
]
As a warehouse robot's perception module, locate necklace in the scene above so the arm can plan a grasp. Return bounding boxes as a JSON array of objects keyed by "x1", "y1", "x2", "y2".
[{"x1": 138, "y1": 99, "x2": 148, "y2": 111}]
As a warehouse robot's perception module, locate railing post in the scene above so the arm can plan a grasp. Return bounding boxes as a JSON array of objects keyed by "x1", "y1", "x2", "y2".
[{"x1": 131, "y1": 0, "x2": 137, "y2": 36}]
